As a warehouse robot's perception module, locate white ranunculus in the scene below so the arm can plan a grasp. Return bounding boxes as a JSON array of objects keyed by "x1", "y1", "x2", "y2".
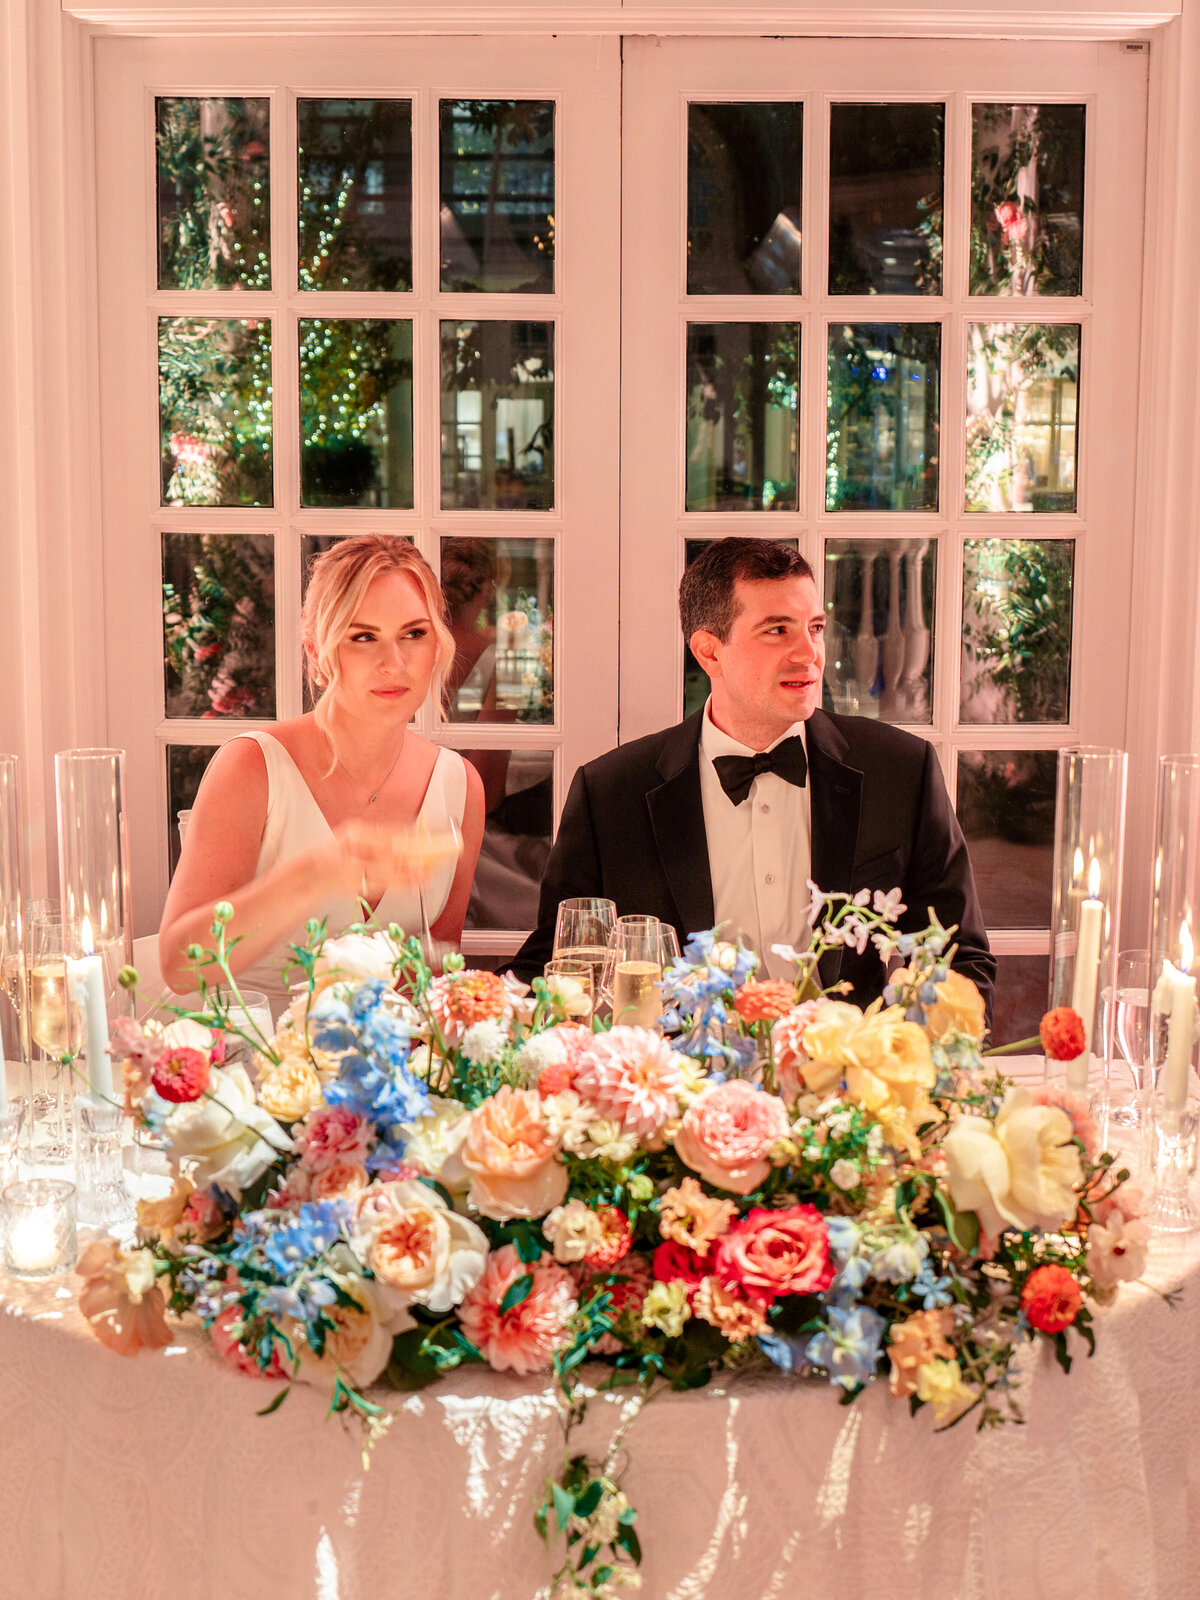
[
  {"x1": 318, "y1": 930, "x2": 401, "y2": 984},
  {"x1": 350, "y1": 1178, "x2": 489, "y2": 1327},
  {"x1": 162, "y1": 1063, "x2": 292, "y2": 1195},
  {"x1": 943, "y1": 1086, "x2": 1081, "y2": 1239},
  {"x1": 401, "y1": 1094, "x2": 471, "y2": 1196},
  {"x1": 159, "y1": 1016, "x2": 215, "y2": 1052}
]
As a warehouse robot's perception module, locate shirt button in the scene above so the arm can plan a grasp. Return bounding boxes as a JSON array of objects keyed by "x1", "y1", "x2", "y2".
[{"x1": 765, "y1": 873, "x2": 776, "y2": 885}]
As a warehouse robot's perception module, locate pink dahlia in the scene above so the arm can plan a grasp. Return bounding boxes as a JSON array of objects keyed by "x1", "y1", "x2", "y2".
[
  {"x1": 429, "y1": 971, "x2": 511, "y2": 1044},
  {"x1": 151, "y1": 1045, "x2": 211, "y2": 1103},
  {"x1": 672, "y1": 1079, "x2": 789, "y2": 1195},
  {"x1": 573, "y1": 1026, "x2": 685, "y2": 1139},
  {"x1": 293, "y1": 1104, "x2": 373, "y2": 1173},
  {"x1": 457, "y1": 1244, "x2": 577, "y2": 1375}
]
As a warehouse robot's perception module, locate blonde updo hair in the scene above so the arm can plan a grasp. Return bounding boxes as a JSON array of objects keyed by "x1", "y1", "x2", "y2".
[{"x1": 302, "y1": 535, "x2": 456, "y2": 755}]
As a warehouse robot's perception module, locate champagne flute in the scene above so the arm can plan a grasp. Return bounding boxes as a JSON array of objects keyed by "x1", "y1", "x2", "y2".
[
  {"x1": 601, "y1": 915, "x2": 666, "y2": 1028},
  {"x1": 553, "y1": 898, "x2": 617, "y2": 996},
  {"x1": 25, "y1": 910, "x2": 78, "y2": 1163}
]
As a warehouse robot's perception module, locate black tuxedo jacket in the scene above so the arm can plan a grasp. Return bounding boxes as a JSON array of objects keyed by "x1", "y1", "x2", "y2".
[{"x1": 512, "y1": 708, "x2": 996, "y2": 1023}]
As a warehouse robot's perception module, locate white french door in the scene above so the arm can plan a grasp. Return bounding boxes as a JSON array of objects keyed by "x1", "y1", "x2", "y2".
[
  {"x1": 619, "y1": 37, "x2": 1148, "y2": 1038},
  {"x1": 94, "y1": 34, "x2": 621, "y2": 962}
]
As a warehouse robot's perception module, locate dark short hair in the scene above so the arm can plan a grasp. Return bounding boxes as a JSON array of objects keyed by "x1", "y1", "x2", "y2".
[{"x1": 679, "y1": 538, "x2": 815, "y2": 643}]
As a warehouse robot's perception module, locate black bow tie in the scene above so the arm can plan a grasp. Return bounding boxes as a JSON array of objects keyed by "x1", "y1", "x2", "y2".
[{"x1": 712, "y1": 736, "x2": 808, "y2": 806}]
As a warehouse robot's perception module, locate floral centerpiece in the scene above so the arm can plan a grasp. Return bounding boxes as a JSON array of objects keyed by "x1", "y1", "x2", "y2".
[{"x1": 90, "y1": 887, "x2": 1146, "y2": 1599}]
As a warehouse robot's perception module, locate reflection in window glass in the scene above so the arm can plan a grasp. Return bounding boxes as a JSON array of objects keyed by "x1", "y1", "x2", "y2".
[
  {"x1": 991, "y1": 953, "x2": 1051, "y2": 1047},
  {"x1": 298, "y1": 99, "x2": 413, "y2": 291},
  {"x1": 158, "y1": 317, "x2": 273, "y2": 507},
  {"x1": 463, "y1": 748, "x2": 554, "y2": 930},
  {"x1": 971, "y1": 103, "x2": 1085, "y2": 296},
  {"x1": 957, "y1": 750, "x2": 1057, "y2": 928},
  {"x1": 162, "y1": 532, "x2": 276, "y2": 720},
  {"x1": 828, "y1": 103, "x2": 944, "y2": 295},
  {"x1": 166, "y1": 745, "x2": 217, "y2": 877},
  {"x1": 823, "y1": 539, "x2": 935, "y2": 723},
  {"x1": 682, "y1": 539, "x2": 799, "y2": 718},
  {"x1": 441, "y1": 538, "x2": 553, "y2": 725},
  {"x1": 961, "y1": 539, "x2": 1074, "y2": 724},
  {"x1": 441, "y1": 322, "x2": 554, "y2": 510},
  {"x1": 440, "y1": 100, "x2": 554, "y2": 293},
  {"x1": 687, "y1": 103, "x2": 802, "y2": 295},
  {"x1": 299, "y1": 319, "x2": 413, "y2": 507},
  {"x1": 826, "y1": 323, "x2": 940, "y2": 511},
  {"x1": 685, "y1": 324, "x2": 799, "y2": 511},
  {"x1": 156, "y1": 97, "x2": 270, "y2": 290},
  {"x1": 966, "y1": 323, "x2": 1078, "y2": 512}
]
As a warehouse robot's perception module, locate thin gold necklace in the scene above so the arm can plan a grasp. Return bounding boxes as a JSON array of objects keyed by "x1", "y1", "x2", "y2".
[{"x1": 322, "y1": 730, "x2": 405, "y2": 806}]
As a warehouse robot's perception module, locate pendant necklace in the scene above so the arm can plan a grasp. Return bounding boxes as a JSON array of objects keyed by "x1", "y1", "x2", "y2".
[{"x1": 323, "y1": 730, "x2": 405, "y2": 806}]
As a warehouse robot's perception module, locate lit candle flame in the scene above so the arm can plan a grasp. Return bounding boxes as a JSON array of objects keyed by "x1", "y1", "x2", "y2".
[
  {"x1": 81, "y1": 915, "x2": 94, "y2": 957},
  {"x1": 1088, "y1": 858, "x2": 1101, "y2": 899},
  {"x1": 1182, "y1": 922, "x2": 1194, "y2": 974}
]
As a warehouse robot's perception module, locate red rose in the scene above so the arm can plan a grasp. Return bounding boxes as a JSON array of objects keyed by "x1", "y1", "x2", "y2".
[
  {"x1": 151, "y1": 1045, "x2": 211, "y2": 1103},
  {"x1": 1020, "y1": 1264, "x2": 1083, "y2": 1333},
  {"x1": 652, "y1": 1239, "x2": 709, "y2": 1289},
  {"x1": 713, "y1": 1204, "x2": 834, "y2": 1299},
  {"x1": 1040, "y1": 1007, "x2": 1086, "y2": 1062}
]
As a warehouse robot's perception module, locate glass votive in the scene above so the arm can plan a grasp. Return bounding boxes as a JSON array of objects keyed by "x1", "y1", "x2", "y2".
[
  {"x1": 73, "y1": 1092, "x2": 132, "y2": 1227},
  {"x1": 1142, "y1": 1094, "x2": 1200, "y2": 1234},
  {"x1": 3, "y1": 1178, "x2": 77, "y2": 1278},
  {"x1": 0, "y1": 1106, "x2": 23, "y2": 1191},
  {"x1": 543, "y1": 958, "x2": 595, "y2": 1022}
]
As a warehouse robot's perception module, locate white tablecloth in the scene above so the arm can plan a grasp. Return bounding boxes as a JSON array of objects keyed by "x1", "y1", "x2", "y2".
[{"x1": 2, "y1": 1224, "x2": 1198, "y2": 1600}]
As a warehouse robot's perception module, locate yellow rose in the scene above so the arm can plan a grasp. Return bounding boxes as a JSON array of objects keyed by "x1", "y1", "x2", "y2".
[
  {"x1": 894, "y1": 967, "x2": 987, "y2": 1043},
  {"x1": 257, "y1": 1060, "x2": 323, "y2": 1122},
  {"x1": 794, "y1": 1001, "x2": 862, "y2": 1094},
  {"x1": 841, "y1": 1007, "x2": 938, "y2": 1154},
  {"x1": 915, "y1": 1357, "x2": 977, "y2": 1426}
]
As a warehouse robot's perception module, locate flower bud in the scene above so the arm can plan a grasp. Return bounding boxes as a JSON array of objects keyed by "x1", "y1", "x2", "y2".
[
  {"x1": 117, "y1": 965, "x2": 140, "y2": 990},
  {"x1": 212, "y1": 901, "x2": 234, "y2": 925}
]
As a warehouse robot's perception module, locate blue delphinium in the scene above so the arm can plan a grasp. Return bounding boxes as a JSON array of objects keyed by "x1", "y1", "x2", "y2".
[
  {"x1": 911, "y1": 1263, "x2": 956, "y2": 1310},
  {"x1": 806, "y1": 1304, "x2": 887, "y2": 1390},
  {"x1": 263, "y1": 1199, "x2": 347, "y2": 1278}
]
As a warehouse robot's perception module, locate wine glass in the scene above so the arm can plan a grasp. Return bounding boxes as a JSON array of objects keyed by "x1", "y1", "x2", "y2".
[
  {"x1": 601, "y1": 915, "x2": 671, "y2": 1028},
  {"x1": 543, "y1": 957, "x2": 595, "y2": 1023},
  {"x1": 553, "y1": 898, "x2": 617, "y2": 997},
  {"x1": 1098, "y1": 950, "x2": 1151, "y2": 1132}
]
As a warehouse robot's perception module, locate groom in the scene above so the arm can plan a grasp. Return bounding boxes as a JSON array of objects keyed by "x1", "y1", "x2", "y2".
[{"x1": 514, "y1": 538, "x2": 995, "y2": 1020}]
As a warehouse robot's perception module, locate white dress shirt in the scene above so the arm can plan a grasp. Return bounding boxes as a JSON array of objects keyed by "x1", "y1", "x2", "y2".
[{"x1": 698, "y1": 700, "x2": 812, "y2": 980}]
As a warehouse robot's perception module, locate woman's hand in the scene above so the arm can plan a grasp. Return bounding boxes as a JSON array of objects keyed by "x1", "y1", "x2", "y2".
[{"x1": 318, "y1": 818, "x2": 463, "y2": 901}]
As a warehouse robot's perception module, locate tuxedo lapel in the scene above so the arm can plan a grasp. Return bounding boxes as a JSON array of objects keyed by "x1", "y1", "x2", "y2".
[
  {"x1": 806, "y1": 710, "x2": 863, "y2": 988},
  {"x1": 646, "y1": 712, "x2": 715, "y2": 940}
]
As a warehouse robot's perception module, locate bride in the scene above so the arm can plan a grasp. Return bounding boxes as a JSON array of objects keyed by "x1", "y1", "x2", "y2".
[{"x1": 158, "y1": 535, "x2": 485, "y2": 1009}]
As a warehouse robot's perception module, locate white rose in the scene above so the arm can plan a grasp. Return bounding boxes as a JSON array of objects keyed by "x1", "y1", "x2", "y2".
[
  {"x1": 401, "y1": 1095, "x2": 471, "y2": 1196},
  {"x1": 542, "y1": 1199, "x2": 604, "y2": 1263},
  {"x1": 350, "y1": 1179, "x2": 488, "y2": 1326},
  {"x1": 163, "y1": 1064, "x2": 292, "y2": 1195},
  {"x1": 159, "y1": 1016, "x2": 216, "y2": 1052},
  {"x1": 318, "y1": 930, "x2": 401, "y2": 983},
  {"x1": 943, "y1": 1087, "x2": 1081, "y2": 1238}
]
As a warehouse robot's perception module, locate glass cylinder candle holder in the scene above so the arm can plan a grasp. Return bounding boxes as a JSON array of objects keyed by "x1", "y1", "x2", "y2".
[
  {"x1": 1047, "y1": 747, "x2": 1128, "y2": 1092},
  {"x1": 1141, "y1": 1094, "x2": 1200, "y2": 1234},
  {"x1": 1147, "y1": 755, "x2": 1200, "y2": 1117},
  {"x1": 3, "y1": 1178, "x2": 77, "y2": 1278},
  {"x1": 73, "y1": 1092, "x2": 132, "y2": 1228},
  {"x1": 55, "y1": 748, "x2": 133, "y2": 1032},
  {"x1": 0, "y1": 755, "x2": 33, "y2": 1153}
]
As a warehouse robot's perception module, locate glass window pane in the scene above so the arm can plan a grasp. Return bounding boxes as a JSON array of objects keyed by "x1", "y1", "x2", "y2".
[
  {"x1": 991, "y1": 953, "x2": 1051, "y2": 1047},
  {"x1": 441, "y1": 538, "x2": 553, "y2": 725},
  {"x1": 441, "y1": 322, "x2": 554, "y2": 510},
  {"x1": 440, "y1": 100, "x2": 554, "y2": 292},
  {"x1": 828, "y1": 103, "x2": 944, "y2": 295},
  {"x1": 682, "y1": 538, "x2": 798, "y2": 717},
  {"x1": 957, "y1": 750, "x2": 1056, "y2": 928},
  {"x1": 961, "y1": 538, "x2": 1074, "y2": 724},
  {"x1": 166, "y1": 745, "x2": 217, "y2": 876},
  {"x1": 463, "y1": 748, "x2": 554, "y2": 930},
  {"x1": 297, "y1": 99, "x2": 413, "y2": 292},
  {"x1": 970, "y1": 104, "x2": 1085, "y2": 296},
  {"x1": 687, "y1": 103, "x2": 802, "y2": 295},
  {"x1": 685, "y1": 324, "x2": 799, "y2": 512},
  {"x1": 156, "y1": 97, "x2": 270, "y2": 290},
  {"x1": 299, "y1": 319, "x2": 413, "y2": 507},
  {"x1": 966, "y1": 323, "x2": 1079, "y2": 513},
  {"x1": 159, "y1": 317, "x2": 273, "y2": 507},
  {"x1": 823, "y1": 538, "x2": 935, "y2": 723},
  {"x1": 826, "y1": 323, "x2": 940, "y2": 511},
  {"x1": 162, "y1": 532, "x2": 276, "y2": 720}
]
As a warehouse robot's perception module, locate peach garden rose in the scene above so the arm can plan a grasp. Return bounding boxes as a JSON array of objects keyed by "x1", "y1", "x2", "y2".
[
  {"x1": 351, "y1": 1178, "x2": 489, "y2": 1327},
  {"x1": 459, "y1": 1085, "x2": 569, "y2": 1220}
]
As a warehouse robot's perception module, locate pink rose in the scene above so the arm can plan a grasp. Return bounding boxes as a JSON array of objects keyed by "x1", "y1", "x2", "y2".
[
  {"x1": 770, "y1": 1001, "x2": 822, "y2": 1103},
  {"x1": 457, "y1": 1244, "x2": 577, "y2": 1375},
  {"x1": 713, "y1": 1205, "x2": 834, "y2": 1298},
  {"x1": 672, "y1": 1079, "x2": 788, "y2": 1195},
  {"x1": 574, "y1": 1026, "x2": 686, "y2": 1139},
  {"x1": 459, "y1": 1086, "x2": 569, "y2": 1220},
  {"x1": 211, "y1": 1305, "x2": 286, "y2": 1380},
  {"x1": 294, "y1": 1105, "x2": 373, "y2": 1173},
  {"x1": 994, "y1": 198, "x2": 1029, "y2": 246}
]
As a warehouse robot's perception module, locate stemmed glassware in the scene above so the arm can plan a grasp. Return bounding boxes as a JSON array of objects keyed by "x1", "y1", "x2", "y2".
[
  {"x1": 24, "y1": 905, "x2": 79, "y2": 1164},
  {"x1": 552, "y1": 898, "x2": 617, "y2": 997},
  {"x1": 600, "y1": 915, "x2": 680, "y2": 1027}
]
